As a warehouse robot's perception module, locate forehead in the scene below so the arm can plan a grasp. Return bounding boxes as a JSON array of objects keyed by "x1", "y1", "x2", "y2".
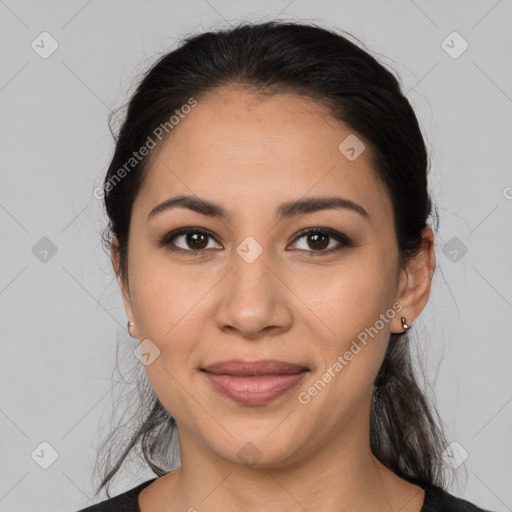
[{"x1": 135, "y1": 87, "x2": 393, "y2": 225}]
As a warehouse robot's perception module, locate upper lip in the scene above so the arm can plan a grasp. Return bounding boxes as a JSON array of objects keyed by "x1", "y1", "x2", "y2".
[{"x1": 202, "y1": 359, "x2": 309, "y2": 376}]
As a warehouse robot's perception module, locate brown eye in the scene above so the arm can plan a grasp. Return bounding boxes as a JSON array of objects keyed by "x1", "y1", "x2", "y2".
[
  {"x1": 305, "y1": 232, "x2": 329, "y2": 250},
  {"x1": 183, "y1": 232, "x2": 209, "y2": 250},
  {"x1": 159, "y1": 228, "x2": 222, "y2": 253},
  {"x1": 290, "y1": 228, "x2": 352, "y2": 255}
]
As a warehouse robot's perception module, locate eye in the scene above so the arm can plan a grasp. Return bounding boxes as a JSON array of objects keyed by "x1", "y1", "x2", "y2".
[
  {"x1": 289, "y1": 228, "x2": 352, "y2": 255},
  {"x1": 158, "y1": 227, "x2": 222, "y2": 253},
  {"x1": 158, "y1": 227, "x2": 352, "y2": 256}
]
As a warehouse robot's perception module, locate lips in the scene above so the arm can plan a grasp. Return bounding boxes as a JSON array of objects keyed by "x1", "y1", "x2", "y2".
[
  {"x1": 201, "y1": 359, "x2": 309, "y2": 376},
  {"x1": 201, "y1": 359, "x2": 309, "y2": 405}
]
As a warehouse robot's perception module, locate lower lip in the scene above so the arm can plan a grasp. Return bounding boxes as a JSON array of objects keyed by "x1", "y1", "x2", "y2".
[{"x1": 203, "y1": 371, "x2": 308, "y2": 405}]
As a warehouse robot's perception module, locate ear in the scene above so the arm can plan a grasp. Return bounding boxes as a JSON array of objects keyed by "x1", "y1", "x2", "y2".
[
  {"x1": 392, "y1": 226, "x2": 436, "y2": 333},
  {"x1": 111, "y1": 236, "x2": 138, "y2": 338}
]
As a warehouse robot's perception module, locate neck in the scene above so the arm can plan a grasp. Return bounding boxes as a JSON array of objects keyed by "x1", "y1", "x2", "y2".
[{"x1": 152, "y1": 424, "x2": 425, "y2": 512}]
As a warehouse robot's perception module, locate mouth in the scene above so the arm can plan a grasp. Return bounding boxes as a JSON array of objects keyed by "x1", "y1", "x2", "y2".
[
  {"x1": 201, "y1": 359, "x2": 309, "y2": 376},
  {"x1": 201, "y1": 359, "x2": 309, "y2": 405}
]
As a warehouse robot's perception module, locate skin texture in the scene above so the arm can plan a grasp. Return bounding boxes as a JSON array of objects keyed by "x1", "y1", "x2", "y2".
[{"x1": 112, "y1": 87, "x2": 435, "y2": 512}]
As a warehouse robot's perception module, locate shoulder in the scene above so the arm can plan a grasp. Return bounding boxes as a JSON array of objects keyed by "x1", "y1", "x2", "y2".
[
  {"x1": 75, "y1": 478, "x2": 157, "y2": 512},
  {"x1": 422, "y1": 484, "x2": 496, "y2": 512}
]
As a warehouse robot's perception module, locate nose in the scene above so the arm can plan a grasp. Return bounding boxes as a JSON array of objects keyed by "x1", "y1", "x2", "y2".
[{"x1": 214, "y1": 246, "x2": 293, "y2": 340}]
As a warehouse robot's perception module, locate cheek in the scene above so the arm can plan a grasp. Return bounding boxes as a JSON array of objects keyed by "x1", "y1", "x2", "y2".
[
  {"x1": 127, "y1": 259, "x2": 205, "y2": 420},
  {"x1": 292, "y1": 254, "x2": 395, "y2": 338},
  {"x1": 127, "y1": 252, "x2": 219, "y2": 386},
  {"x1": 128, "y1": 249, "x2": 196, "y2": 334},
  {"x1": 291, "y1": 253, "x2": 396, "y2": 405},
  {"x1": 294, "y1": 267, "x2": 394, "y2": 421}
]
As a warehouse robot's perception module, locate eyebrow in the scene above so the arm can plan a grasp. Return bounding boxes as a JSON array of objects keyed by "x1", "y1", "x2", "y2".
[{"x1": 147, "y1": 194, "x2": 370, "y2": 222}]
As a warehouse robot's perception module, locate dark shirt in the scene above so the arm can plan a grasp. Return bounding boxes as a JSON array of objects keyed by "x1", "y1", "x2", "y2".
[{"x1": 75, "y1": 477, "x2": 495, "y2": 511}]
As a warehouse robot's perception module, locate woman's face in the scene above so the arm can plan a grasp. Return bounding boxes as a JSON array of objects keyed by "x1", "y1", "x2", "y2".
[{"x1": 116, "y1": 87, "x2": 419, "y2": 467}]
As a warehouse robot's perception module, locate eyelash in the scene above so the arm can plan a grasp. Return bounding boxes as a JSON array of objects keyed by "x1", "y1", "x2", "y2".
[{"x1": 158, "y1": 227, "x2": 353, "y2": 257}]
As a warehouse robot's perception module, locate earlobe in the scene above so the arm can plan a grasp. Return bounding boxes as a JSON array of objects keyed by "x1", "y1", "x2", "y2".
[
  {"x1": 400, "y1": 316, "x2": 410, "y2": 332},
  {"x1": 393, "y1": 227, "x2": 436, "y2": 334},
  {"x1": 111, "y1": 236, "x2": 137, "y2": 336}
]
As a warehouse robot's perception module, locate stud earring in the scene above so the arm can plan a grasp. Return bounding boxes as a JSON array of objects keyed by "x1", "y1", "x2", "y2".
[
  {"x1": 400, "y1": 317, "x2": 410, "y2": 332},
  {"x1": 127, "y1": 321, "x2": 136, "y2": 338}
]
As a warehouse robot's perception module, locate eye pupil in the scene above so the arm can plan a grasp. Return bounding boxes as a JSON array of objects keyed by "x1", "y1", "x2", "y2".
[
  {"x1": 187, "y1": 233, "x2": 208, "y2": 250},
  {"x1": 308, "y1": 233, "x2": 328, "y2": 250}
]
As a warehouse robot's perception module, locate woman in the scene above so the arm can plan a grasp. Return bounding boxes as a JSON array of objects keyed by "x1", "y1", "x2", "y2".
[{"x1": 77, "y1": 20, "x2": 494, "y2": 512}]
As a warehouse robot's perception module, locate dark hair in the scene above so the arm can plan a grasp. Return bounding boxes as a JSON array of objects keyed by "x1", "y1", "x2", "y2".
[{"x1": 95, "y1": 20, "x2": 447, "y2": 498}]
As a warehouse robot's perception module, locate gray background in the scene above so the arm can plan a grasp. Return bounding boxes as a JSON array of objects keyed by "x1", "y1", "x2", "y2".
[{"x1": 1, "y1": 0, "x2": 511, "y2": 510}]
